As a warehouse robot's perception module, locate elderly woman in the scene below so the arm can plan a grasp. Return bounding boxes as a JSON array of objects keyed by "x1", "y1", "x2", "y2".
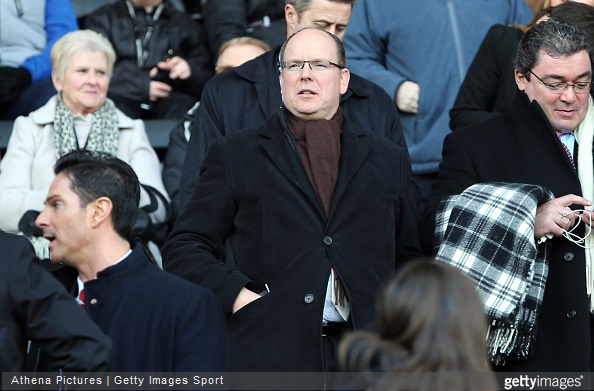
[{"x1": 0, "y1": 30, "x2": 169, "y2": 259}]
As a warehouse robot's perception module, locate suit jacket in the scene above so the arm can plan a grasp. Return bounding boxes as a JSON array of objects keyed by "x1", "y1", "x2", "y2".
[
  {"x1": 0, "y1": 232, "x2": 110, "y2": 372},
  {"x1": 424, "y1": 93, "x2": 592, "y2": 371},
  {"x1": 178, "y1": 48, "x2": 408, "y2": 209},
  {"x1": 54, "y1": 242, "x2": 228, "y2": 371},
  {"x1": 163, "y1": 108, "x2": 422, "y2": 371}
]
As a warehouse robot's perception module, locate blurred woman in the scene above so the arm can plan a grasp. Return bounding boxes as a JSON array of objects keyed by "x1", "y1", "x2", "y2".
[
  {"x1": 0, "y1": 30, "x2": 168, "y2": 259},
  {"x1": 339, "y1": 260, "x2": 497, "y2": 391}
]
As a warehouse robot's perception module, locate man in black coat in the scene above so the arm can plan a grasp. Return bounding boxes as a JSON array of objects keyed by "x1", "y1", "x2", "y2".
[
  {"x1": 163, "y1": 27, "x2": 422, "y2": 372},
  {"x1": 1, "y1": 231, "x2": 111, "y2": 372},
  {"x1": 424, "y1": 20, "x2": 594, "y2": 371},
  {"x1": 83, "y1": 0, "x2": 213, "y2": 120},
  {"x1": 35, "y1": 150, "x2": 228, "y2": 371},
  {"x1": 176, "y1": 0, "x2": 408, "y2": 210}
]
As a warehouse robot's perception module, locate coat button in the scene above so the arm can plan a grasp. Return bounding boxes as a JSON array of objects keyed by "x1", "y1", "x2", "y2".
[
  {"x1": 90, "y1": 298, "x2": 97, "y2": 305},
  {"x1": 323, "y1": 236, "x2": 333, "y2": 245},
  {"x1": 564, "y1": 252, "x2": 574, "y2": 262},
  {"x1": 567, "y1": 310, "x2": 576, "y2": 319},
  {"x1": 304, "y1": 294, "x2": 314, "y2": 304}
]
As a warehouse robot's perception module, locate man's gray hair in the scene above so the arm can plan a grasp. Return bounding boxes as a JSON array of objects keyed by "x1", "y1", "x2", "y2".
[{"x1": 515, "y1": 19, "x2": 592, "y2": 78}]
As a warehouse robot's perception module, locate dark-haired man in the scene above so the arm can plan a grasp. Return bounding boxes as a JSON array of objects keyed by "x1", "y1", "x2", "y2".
[
  {"x1": 36, "y1": 149, "x2": 228, "y2": 371},
  {"x1": 424, "y1": 19, "x2": 594, "y2": 371}
]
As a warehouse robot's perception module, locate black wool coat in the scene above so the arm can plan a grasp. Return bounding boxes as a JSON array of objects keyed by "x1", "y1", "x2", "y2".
[
  {"x1": 424, "y1": 93, "x2": 593, "y2": 372},
  {"x1": 164, "y1": 109, "x2": 423, "y2": 371}
]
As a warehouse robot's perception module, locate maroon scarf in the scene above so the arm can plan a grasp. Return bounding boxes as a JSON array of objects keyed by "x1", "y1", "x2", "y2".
[{"x1": 287, "y1": 108, "x2": 343, "y2": 215}]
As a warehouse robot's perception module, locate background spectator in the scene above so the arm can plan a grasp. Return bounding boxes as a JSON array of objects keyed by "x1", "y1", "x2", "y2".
[
  {"x1": 0, "y1": 30, "x2": 168, "y2": 263},
  {"x1": 343, "y1": 0, "x2": 533, "y2": 210},
  {"x1": 203, "y1": 0, "x2": 285, "y2": 62},
  {"x1": 0, "y1": 0, "x2": 78, "y2": 120},
  {"x1": 83, "y1": 0, "x2": 213, "y2": 120},
  {"x1": 162, "y1": 37, "x2": 271, "y2": 220}
]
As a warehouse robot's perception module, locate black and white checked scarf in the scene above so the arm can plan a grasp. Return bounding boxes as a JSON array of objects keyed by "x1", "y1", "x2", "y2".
[{"x1": 434, "y1": 182, "x2": 554, "y2": 365}]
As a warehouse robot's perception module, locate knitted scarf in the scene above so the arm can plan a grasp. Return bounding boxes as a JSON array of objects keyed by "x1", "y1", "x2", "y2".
[
  {"x1": 434, "y1": 182, "x2": 554, "y2": 365},
  {"x1": 575, "y1": 96, "x2": 594, "y2": 312},
  {"x1": 53, "y1": 95, "x2": 119, "y2": 159}
]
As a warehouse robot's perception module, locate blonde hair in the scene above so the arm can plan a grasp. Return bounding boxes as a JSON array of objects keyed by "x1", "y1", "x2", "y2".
[
  {"x1": 51, "y1": 30, "x2": 116, "y2": 80},
  {"x1": 215, "y1": 37, "x2": 271, "y2": 73}
]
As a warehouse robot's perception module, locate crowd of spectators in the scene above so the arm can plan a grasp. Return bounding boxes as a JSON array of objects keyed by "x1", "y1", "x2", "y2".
[{"x1": 5, "y1": 0, "x2": 594, "y2": 385}]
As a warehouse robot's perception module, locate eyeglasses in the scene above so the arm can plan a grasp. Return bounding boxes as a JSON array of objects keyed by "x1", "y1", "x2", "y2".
[
  {"x1": 280, "y1": 60, "x2": 344, "y2": 72},
  {"x1": 529, "y1": 70, "x2": 592, "y2": 94}
]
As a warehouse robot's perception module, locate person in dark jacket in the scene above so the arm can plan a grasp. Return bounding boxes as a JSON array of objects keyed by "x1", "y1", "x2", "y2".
[
  {"x1": 424, "y1": 20, "x2": 594, "y2": 371},
  {"x1": 450, "y1": 1, "x2": 594, "y2": 131},
  {"x1": 163, "y1": 26, "x2": 423, "y2": 372},
  {"x1": 203, "y1": 0, "x2": 286, "y2": 61},
  {"x1": 163, "y1": 37, "x2": 270, "y2": 220},
  {"x1": 35, "y1": 149, "x2": 228, "y2": 371},
  {"x1": 1, "y1": 231, "x2": 111, "y2": 372},
  {"x1": 178, "y1": 0, "x2": 408, "y2": 211},
  {"x1": 82, "y1": 0, "x2": 213, "y2": 120}
]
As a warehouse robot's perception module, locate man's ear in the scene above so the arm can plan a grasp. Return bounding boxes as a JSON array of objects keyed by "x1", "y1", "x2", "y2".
[
  {"x1": 339, "y1": 68, "x2": 350, "y2": 95},
  {"x1": 89, "y1": 196, "x2": 113, "y2": 228},
  {"x1": 285, "y1": 4, "x2": 298, "y2": 34},
  {"x1": 515, "y1": 69, "x2": 527, "y2": 92}
]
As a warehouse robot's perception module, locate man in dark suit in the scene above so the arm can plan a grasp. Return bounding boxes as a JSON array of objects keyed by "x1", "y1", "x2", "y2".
[
  {"x1": 163, "y1": 26, "x2": 422, "y2": 372},
  {"x1": 1, "y1": 231, "x2": 111, "y2": 372},
  {"x1": 35, "y1": 149, "x2": 228, "y2": 371},
  {"x1": 177, "y1": 0, "x2": 407, "y2": 210},
  {"x1": 424, "y1": 20, "x2": 594, "y2": 371}
]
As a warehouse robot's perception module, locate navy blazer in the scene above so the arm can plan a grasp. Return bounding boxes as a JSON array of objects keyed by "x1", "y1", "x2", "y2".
[
  {"x1": 164, "y1": 108, "x2": 422, "y2": 371},
  {"x1": 65, "y1": 242, "x2": 228, "y2": 371}
]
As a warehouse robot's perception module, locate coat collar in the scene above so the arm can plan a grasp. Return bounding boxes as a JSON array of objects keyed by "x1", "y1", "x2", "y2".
[
  {"x1": 258, "y1": 107, "x2": 372, "y2": 220},
  {"x1": 29, "y1": 95, "x2": 134, "y2": 129}
]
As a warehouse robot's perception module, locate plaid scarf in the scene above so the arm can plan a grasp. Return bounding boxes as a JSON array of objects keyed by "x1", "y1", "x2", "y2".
[{"x1": 434, "y1": 182, "x2": 554, "y2": 365}]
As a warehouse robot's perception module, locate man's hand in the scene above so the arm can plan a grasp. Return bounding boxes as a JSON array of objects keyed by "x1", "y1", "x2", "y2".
[
  {"x1": 149, "y1": 80, "x2": 172, "y2": 102},
  {"x1": 232, "y1": 287, "x2": 261, "y2": 314},
  {"x1": 153, "y1": 56, "x2": 192, "y2": 80},
  {"x1": 534, "y1": 194, "x2": 592, "y2": 240},
  {"x1": 0, "y1": 67, "x2": 31, "y2": 105},
  {"x1": 396, "y1": 81, "x2": 419, "y2": 114}
]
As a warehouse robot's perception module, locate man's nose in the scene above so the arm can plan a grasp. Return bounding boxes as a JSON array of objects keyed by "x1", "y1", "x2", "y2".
[{"x1": 35, "y1": 209, "x2": 48, "y2": 228}]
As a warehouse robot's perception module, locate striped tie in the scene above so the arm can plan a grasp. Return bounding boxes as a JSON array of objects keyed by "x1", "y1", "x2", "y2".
[{"x1": 556, "y1": 131, "x2": 576, "y2": 170}]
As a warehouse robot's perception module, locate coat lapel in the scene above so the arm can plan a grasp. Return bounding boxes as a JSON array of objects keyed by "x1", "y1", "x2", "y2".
[
  {"x1": 330, "y1": 123, "x2": 371, "y2": 217},
  {"x1": 259, "y1": 115, "x2": 326, "y2": 218},
  {"x1": 260, "y1": 113, "x2": 371, "y2": 220}
]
